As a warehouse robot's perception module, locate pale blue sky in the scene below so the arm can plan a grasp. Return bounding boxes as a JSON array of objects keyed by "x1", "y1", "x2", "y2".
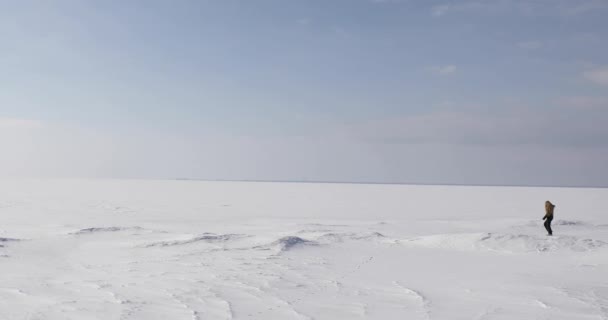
[{"x1": 1, "y1": 0, "x2": 608, "y2": 186}]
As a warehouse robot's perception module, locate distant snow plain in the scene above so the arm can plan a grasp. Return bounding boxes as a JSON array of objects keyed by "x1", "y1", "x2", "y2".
[{"x1": 0, "y1": 179, "x2": 606, "y2": 319}]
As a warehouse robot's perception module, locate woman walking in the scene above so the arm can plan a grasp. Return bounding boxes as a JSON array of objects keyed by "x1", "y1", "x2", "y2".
[{"x1": 543, "y1": 201, "x2": 555, "y2": 236}]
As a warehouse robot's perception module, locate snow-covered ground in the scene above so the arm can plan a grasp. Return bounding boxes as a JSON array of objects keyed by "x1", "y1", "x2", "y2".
[{"x1": 0, "y1": 179, "x2": 607, "y2": 319}]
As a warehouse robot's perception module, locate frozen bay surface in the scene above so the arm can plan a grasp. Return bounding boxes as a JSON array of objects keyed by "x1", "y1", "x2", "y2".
[{"x1": 0, "y1": 179, "x2": 607, "y2": 319}]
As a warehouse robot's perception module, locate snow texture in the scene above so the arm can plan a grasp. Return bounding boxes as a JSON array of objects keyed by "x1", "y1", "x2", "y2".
[{"x1": 0, "y1": 179, "x2": 606, "y2": 319}]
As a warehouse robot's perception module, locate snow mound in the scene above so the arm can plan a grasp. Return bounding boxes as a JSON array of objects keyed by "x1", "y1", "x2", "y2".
[
  {"x1": 71, "y1": 226, "x2": 144, "y2": 235},
  {"x1": 257, "y1": 236, "x2": 318, "y2": 253},
  {"x1": 403, "y1": 232, "x2": 607, "y2": 253},
  {"x1": 146, "y1": 233, "x2": 250, "y2": 247}
]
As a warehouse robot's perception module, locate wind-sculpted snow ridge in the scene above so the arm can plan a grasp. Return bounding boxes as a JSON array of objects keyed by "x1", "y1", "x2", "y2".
[
  {"x1": 145, "y1": 233, "x2": 251, "y2": 247},
  {"x1": 0, "y1": 237, "x2": 21, "y2": 248},
  {"x1": 0, "y1": 237, "x2": 21, "y2": 258},
  {"x1": 301, "y1": 223, "x2": 349, "y2": 227},
  {"x1": 316, "y1": 232, "x2": 387, "y2": 243},
  {"x1": 481, "y1": 233, "x2": 608, "y2": 253},
  {"x1": 393, "y1": 282, "x2": 432, "y2": 320},
  {"x1": 554, "y1": 220, "x2": 587, "y2": 226},
  {"x1": 70, "y1": 226, "x2": 145, "y2": 235},
  {"x1": 402, "y1": 232, "x2": 608, "y2": 253},
  {"x1": 520, "y1": 219, "x2": 602, "y2": 228}
]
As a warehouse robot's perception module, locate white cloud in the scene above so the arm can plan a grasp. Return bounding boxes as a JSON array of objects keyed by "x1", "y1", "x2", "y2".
[
  {"x1": 0, "y1": 115, "x2": 606, "y2": 186},
  {"x1": 431, "y1": 65, "x2": 457, "y2": 75},
  {"x1": 337, "y1": 105, "x2": 608, "y2": 148},
  {"x1": 517, "y1": 41, "x2": 543, "y2": 50},
  {"x1": 431, "y1": 5, "x2": 450, "y2": 17},
  {"x1": 583, "y1": 66, "x2": 608, "y2": 87}
]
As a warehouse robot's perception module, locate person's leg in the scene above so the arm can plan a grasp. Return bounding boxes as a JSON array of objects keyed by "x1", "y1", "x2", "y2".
[
  {"x1": 547, "y1": 217, "x2": 553, "y2": 235},
  {"x1": 544, "y1": 219, "x2": 550, "y2": 234}
]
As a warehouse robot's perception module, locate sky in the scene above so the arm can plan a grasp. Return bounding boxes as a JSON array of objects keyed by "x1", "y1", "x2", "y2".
[{"x1": 1, "y1": 0, "x2": 608, "y2": 186}]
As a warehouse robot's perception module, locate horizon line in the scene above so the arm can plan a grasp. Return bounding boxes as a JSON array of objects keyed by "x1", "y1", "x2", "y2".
[{"x1": 171, "y1": 178, "x2": 608, "y2": 189}]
